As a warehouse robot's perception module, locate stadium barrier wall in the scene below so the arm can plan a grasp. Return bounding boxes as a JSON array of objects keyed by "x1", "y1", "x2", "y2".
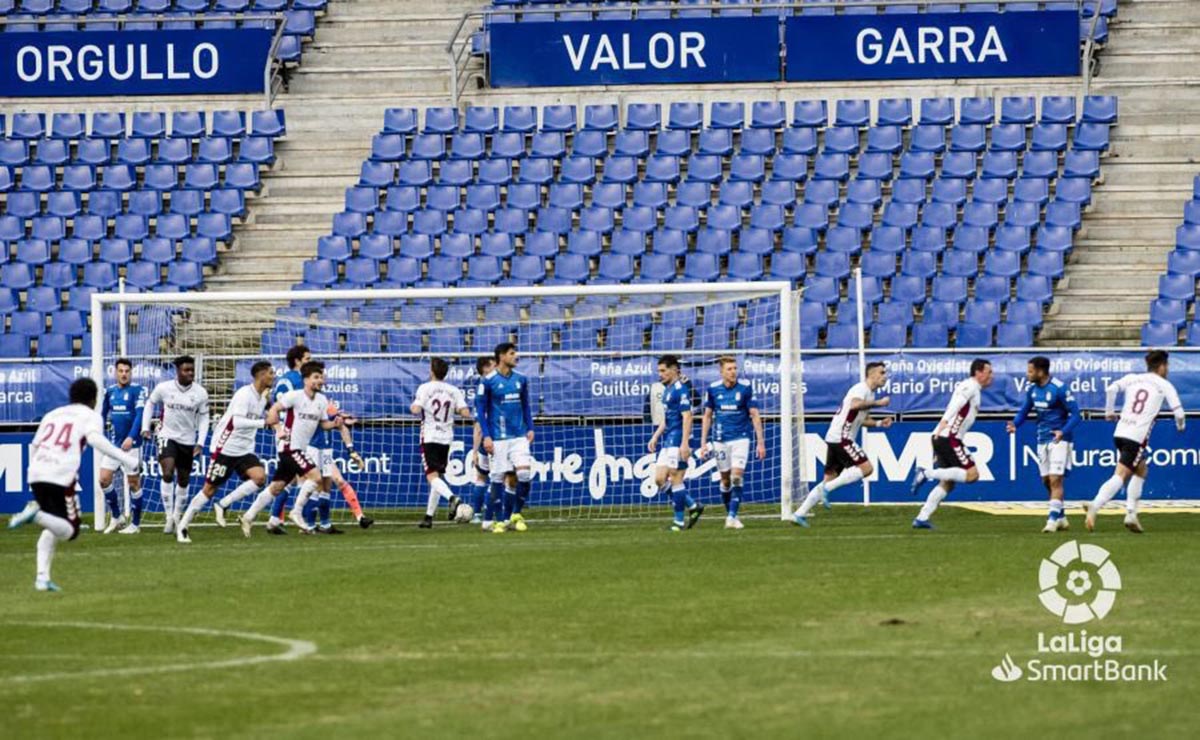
[
  {"x1": 0, "y1": 26, "x2": 275, "y2": 97},
  {"x1": 4, "y1": 419, "x2": 1199, "y2": 514},
  {"x1": 487, "y1": 7, "x2": 1079, "y2": 87},
  {"x1": 0, "y1": 350, "x2": 1189, "y2": 424}
]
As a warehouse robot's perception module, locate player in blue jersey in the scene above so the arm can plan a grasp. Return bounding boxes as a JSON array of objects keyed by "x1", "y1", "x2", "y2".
[
  {"x1": 479, "y1": 342, "x2": 534, "y2": 534},
  {"x1": 698, "y1": 357, "x2": 766, "y2": 530},
  {"x1": 1006, "y1": 356, "x2": 1082, "y2": 533},
  {"x1": 265, "y1": 345, "x2": 308, "y2": 534},
  {"x1": 649, "y1": 355, "x2": 703, "y2": 531},
  {"x1": 468, "y1": 356, "x2": 496, "y2": 525},
  {"x1": 100, "y1": 358, "x2": 147, "y2": 534}
]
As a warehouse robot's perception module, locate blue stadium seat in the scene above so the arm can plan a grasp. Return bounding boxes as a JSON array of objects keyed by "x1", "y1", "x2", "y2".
[
  {"x1": 792, "y1": 100, "x2": 827, "y2": 128},
  {"x1": 1141, "y1": 322, "x2": 1179, "y2": 346},
  {"x1": 1000, "y1": 96, "x2": 1037, "y2": 125},
  {"x1": 919, "y1": 97, "x2": 955, "y2": 126},
  {"x1": 1041, "y1": 96, "x2": 1076, "y2": 124}
]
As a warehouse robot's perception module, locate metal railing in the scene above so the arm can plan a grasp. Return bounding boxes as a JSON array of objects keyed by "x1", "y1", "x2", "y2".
[
  {"x1": 0, "y1": 13, "x2": 287, "y2": 110},
  {"x1": 1080, "y1": 0, "x2": 1106, "y2": 97},
  {"x1": 446, "y1": 0, "x2": 1087, "y2": 107}
]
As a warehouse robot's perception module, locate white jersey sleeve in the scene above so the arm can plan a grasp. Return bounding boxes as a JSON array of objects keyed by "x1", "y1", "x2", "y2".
[
  {"x1": 936, "y1": 379, "x2": 981, "y2": 439},
  {"x1": 29, "y1": 404, "x2": 104, "y2": 487},
  {"x1": 825, "y1": 382, "x2": 872, "y2": 444}
]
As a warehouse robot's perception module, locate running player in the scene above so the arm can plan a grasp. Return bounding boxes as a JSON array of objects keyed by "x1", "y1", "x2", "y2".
[
  {"x1": 8, "y1": 378, "x2": 140, "y2": 591},
  {"x1": 266, "y1": 345, "x2": 308, "y2": 533},
  {"x1": 479, "y1": 342, "x2": 534, "y2": 533},
  {"x1": 99, "y1": 358, "x2": 147, "y2": 534},
  {"x1": 698, "y1": 356, "x2": 766, "y2": 529},
  {"x1": 909, "y1": 358, "x2": 993, "y2": 529},
  {"x1": 468, "y1": 356, "x2": 496, "y2": 525},
  {"x1": 411, "y1": 357, "x2": 472, "y2": 528},
  {"x1": 1087, "y1": 350, "x2": 1185, "y2": 534},
  {"x1": 1006, "y1": 356, "x2": 1082, "y2": 533},
  {"x1": 240, "y1": 361, "x2": 344, "y2": 536},
  {"x1": 648, "y1": 355, "x2": 703, "y2": 531},
  {"x1": 792, "y1": 362, "x2": 893, "y2": 527},
  {"x1": 176, "y1": 361, "x2": 276, "y2": 543},
  {"x1": 141, "y1": 355, "x2": 209, "y2": 534}
]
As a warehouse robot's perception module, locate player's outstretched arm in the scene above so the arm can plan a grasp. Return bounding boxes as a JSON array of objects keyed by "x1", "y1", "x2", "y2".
[
  {"x1": 1103, "y1": 376, "x2": 1126, "y2": 420},
  {"x1": 1166, "y1": 383, "x2": 1186, "y2": 431},
  {"x1": 1062, "y1": 390, "x2": 1083, "y2": 437},
  {"x1": 1006, "y1": 391, "x2": 1034, "y2": 434},
  {"x1": 86, "y1": 429, "x2": 139, "y2": 471}
]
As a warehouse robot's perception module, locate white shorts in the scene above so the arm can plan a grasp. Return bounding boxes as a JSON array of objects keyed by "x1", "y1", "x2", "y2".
[
  {"x1": 656, "y1": 446, "x2": 687, "y2": 471},
  {"x1": 1037, "y1": 440, "x2": 1072, "y2": 478},
  {"x1": 712, "y1": 439, "x2": 750, "y2": 473},
  {"x1": 489, "y1": 437, "x2": 532, "y2": 481},
  {"x1": 306, "y1": 446, "x2": 337, "y2": 479},
  {"x1": 100, "y1": 450, "x2": 140, "y2": 476}
]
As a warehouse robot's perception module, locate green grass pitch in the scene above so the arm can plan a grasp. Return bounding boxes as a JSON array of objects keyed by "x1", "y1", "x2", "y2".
[{"x1": 1, "y1": 506, "x2": 1197, "y2": 739}]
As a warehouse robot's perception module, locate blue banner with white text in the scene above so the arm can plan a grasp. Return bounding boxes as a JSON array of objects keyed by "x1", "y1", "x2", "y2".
[
  {"x1": 784, "y1": 10, "x2": 1079, "y2": 82},
  {"x1": 0, "y1": 28, "x2": 273, "y2": 97},
  {"x1": 489, "y1": 17, "x2": 781, "y2": 87}
]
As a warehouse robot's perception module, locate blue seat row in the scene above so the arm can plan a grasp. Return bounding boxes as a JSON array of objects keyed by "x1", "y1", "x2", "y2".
[{"x1": 0, "y1": 110, "x2": 285, "y2": 140}]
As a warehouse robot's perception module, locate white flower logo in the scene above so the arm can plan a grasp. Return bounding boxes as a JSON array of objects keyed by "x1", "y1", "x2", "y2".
[
  {"x1": 1038, "y1": 541, "x2": 1121, "y2": 624},
  {"x1": 1065, "y1": 570, "x2": 1092, "y2": 597}
]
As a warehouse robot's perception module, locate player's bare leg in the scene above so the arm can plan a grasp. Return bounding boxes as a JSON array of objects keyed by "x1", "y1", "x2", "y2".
[{"x1": 1087, "y1": 464, "x2": 1133, "y2": 532}]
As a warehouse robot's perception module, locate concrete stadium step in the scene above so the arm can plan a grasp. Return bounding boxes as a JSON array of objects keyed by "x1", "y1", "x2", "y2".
[
  {"x1": 304, "y1": 41, "x2": 451, "y2": 68},
  {"x1": 1079, "y1": 220, "x2": 1181, "y2": 241},
  {"x1": 1061, "y1": 273, "x2": 1161, "y2": 292},
  {"x1": 315, "y1": 18, "x2": 463, "y2": 45},
  {"x1": 1099, "y1": 163, "x2": 1200, "y2": 187},
  {"x1": 286, "y1": 68, "x2": 451, "y2": 96}
]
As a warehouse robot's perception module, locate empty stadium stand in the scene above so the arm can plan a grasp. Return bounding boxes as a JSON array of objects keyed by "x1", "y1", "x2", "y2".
[{"x1": 0, "y1": 109, "x2": 286, "y2": 358}]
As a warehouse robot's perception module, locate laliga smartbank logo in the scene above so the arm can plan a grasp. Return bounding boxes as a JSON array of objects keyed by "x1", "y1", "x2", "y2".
[{"x1": 990, "y1": 541, "x2": 1168, "y2": 683}]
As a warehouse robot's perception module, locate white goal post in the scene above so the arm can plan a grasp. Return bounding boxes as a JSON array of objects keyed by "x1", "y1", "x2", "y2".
[{"x1": 89, "y1": 282, "x2": 806, "y2": 529}]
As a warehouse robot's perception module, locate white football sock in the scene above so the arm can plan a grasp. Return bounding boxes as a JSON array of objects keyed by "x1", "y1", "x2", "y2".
[
  {"x1": 426, "y1": 490, "x2": 440, "y2": 517},
  {"x1": 925, "y1": 467, "x2": 968, "y2": 483},
  {"x1": 35, "y1": 511, "x2": 73, "y2": 539},
  {"x1": 432, "y1": 477, "x2": 454, "y2": 501},
  {"x1": 173, "y1": 484, "x2": 188, "y2": 521},
  {"x1": 34, "y1": 513, "x2": 72, "y2": 583},
  {"x1": 825, "y1": 466, "x2": 865, "y2": 492},
  {"x1": 1048, "y1": 499, "x2": 1065, "y2": 519},
  {"x1": 293, "y1": 479, "x2": 318, "y2": 512},
  {"x1": 1126, "y1": 475, "x2": 1144, "y2": 514},
  {"x1": 160, "y1": 482, "x2": 175, "y2": 521},
  {"x1": 245, "y1": 490, "x2": 276, "y2": 521},
  {"x1": 219, "y1": 479, "x2": 260, "y2": 509},
  {"x1": 178, "y1": 492, "x2": 208, "y2": 530},
  {"x1": 795, "y1": 482, "x2": 826, "y2": 517},
  {"x1": 1090, "y1": 474, "x2": 1124, "y2": 513},
  {"x1": 917, "y1": 484, "x2": 949, "y2": 521}
]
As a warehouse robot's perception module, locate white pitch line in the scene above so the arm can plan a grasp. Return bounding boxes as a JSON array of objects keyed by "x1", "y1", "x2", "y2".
[{"x1": 0, "y1": 622, "x2": 316, "y2": 684}]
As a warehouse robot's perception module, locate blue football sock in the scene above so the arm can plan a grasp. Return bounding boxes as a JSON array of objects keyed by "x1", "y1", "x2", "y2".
[
  {"x1": 485, "y1": 482, "x2": 504, "y2": 521},
  {"x1": 684, "y1": 493, "x2": 697, "y2": 509},
  {"x1": 103, "y1": 486, "x2": 120, "y2": 518},
  {"x1": 730, "y1": 484, "x2": 742, "y2": 518},
  {"x1": 503, "y1": 488, "x2": 516, "y2": 521},
  {"x1": 271, "y1": 490, "x2": 290, "y2": 519},
  {"x1": 302, "y1": 498, "x2": 319, "y2": 527},
  {"x1": 719, "y1": 485, "x2": 732, "y2": 512},
  {"x1": 471, "y1": 483, "x2": 487, "y2": 513},
  {"x1": 671, "y1": 484, "x2": 687, "y2": 524},
  {"x1": 514, "y1": 480, "x2": 531, "y2": 514},
  {"x1": 318, "y1": 496, "x2": 332, "y2": 527},
  {"x1": 131, "y1": 493, "x2": 143, "y2": 526}
]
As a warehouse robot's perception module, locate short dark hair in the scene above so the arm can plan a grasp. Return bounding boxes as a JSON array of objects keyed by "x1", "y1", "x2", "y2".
[
  {"x1": 1146, "y1": 350, "x2": 1169, "y2": 372},
  {"x1": 173, "y1": 355, "x2": 195, "y2": 369},
  {"x1": 115, "y1": 357, "x2": 132, "y2": 370},
  {"x1": 250, "y1": 360, "x2": 273, "y2": 378},
  {"x1": 970, "y1": 358, "x2": 991, "y2": 376},
  {"x1": 865, "y1": 361, "x2": 886, "y2": 374},
  {"x1": 430, "y1": 357, "x2": 449, "y2": 380},
  {"x1": 286, "y1": 345, "x2": 309, "y2": 370},
  {"x1": 1029, "y1": 356, "x2": 1051, "y2": 374},
  {"x1": 300, "y1": 361, "x2": 325, "y2": 379},
  {"x1": 476, "y1": 356, "x2": 495, "y2": 376},
  {"x1": 69, "y1": 377, "x2": 98, "y2": 406},
  {"x1": 494, "y1": 342, "x2": 516, "y2": 360},
  {"x1": 658, "y1": 354, "x2": 680, "y2": 370}
]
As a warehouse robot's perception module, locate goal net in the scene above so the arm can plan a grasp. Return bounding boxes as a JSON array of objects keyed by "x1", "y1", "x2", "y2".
[{"x1": 89, "y1": 283, "x2": 806, "y2": 528}]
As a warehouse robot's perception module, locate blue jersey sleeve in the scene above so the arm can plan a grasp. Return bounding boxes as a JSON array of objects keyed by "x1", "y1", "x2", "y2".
[
  {"x1": 703, "y1": 387, "x2": 715, "y2": 412},
  {"x1": 102, "y1": 387, "x2": 112, "y2": 424},
  {"x1": 1061, "y1": 386, "x2": 1082, "y2": 436},
  {"x1": 520, "y1": 376, "x2": 533, "y2": 434},
  {"x1": 129, "y1": 385, "x2": 146, "y2": 442},
  {"x1": 480, "y1": 377, "x2": 495, "y2": 439},
  {"x1": 746, "y1": 383, "x2": 759, "y2": 411},
  {"x1": 1012, "y1": 388, "x2": 1033, "y2": 429}
]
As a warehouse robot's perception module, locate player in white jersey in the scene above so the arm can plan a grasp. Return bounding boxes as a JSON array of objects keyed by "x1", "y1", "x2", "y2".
[
  {"x1": 239, "y1": 361, "x2": 344, "y2": 536},
  {"x1": 910, "y1": 359, "x2": 994, "y2": 529},
  {"x1": 172, "y1": 361, "x2": 276, "y2": 543},
  {"x1": 8, "y1": 379, "x2": 140, "y2": 591},
  {"x1": 1087, "y1": 350, "x2": 1186, "y2": 533},
  {"x1": 141, "y1": 356, "x2": 210, "y2": 535},
  {"x1": 792, "y1": 362, "x2": 893, "y2": 527},
  {"x1": 411, "y1": 357, "x2": 472, "y2": 528}
]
